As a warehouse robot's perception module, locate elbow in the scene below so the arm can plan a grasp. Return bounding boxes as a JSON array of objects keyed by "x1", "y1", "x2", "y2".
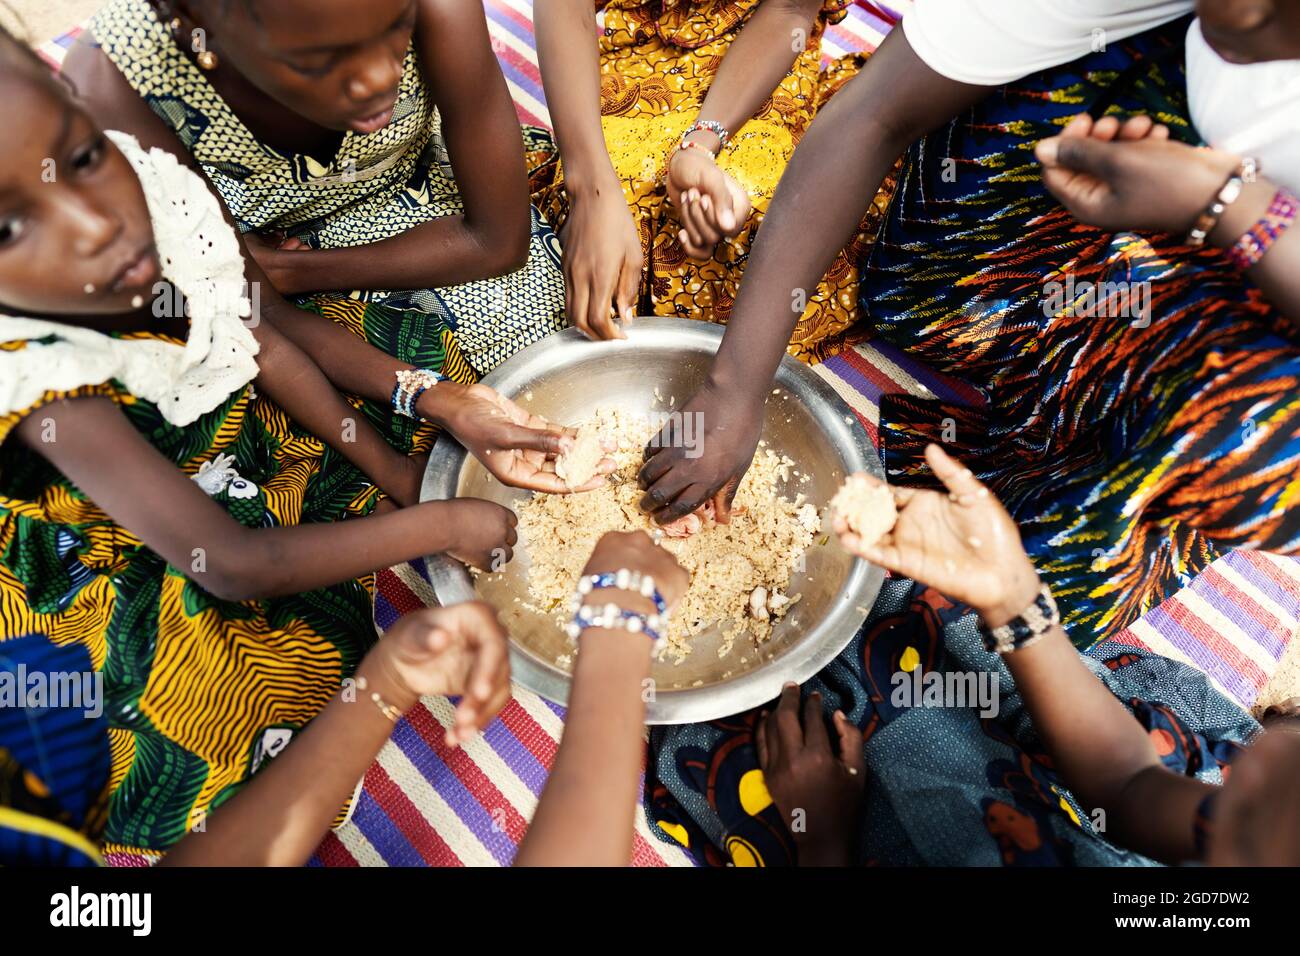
[
  {"x1": 481, "y1": 221, "x2": 532, "y2": 277},
  {"x1": 196, "y1": 566, "x2": 269, "y2": 603}
]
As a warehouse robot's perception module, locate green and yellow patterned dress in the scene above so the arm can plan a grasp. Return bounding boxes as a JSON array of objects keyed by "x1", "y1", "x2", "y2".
[
  {"x1": 90, "y1": 0, "x2": 566, "y2": 375},
  {"x1": 0, "y1": 133, "x2": 453, "y2": 864}
]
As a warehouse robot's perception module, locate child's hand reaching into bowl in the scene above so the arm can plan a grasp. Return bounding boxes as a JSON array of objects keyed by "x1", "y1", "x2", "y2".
[
  {"x1": 438, "y1": 383, "x2": 615, "y2": 495},
  {"x1": 580, "y1": 530, "x2": 690, "y2": 614},
  {"x1": 834, "y1": 444, "x2": 1039, "y2": 628}
]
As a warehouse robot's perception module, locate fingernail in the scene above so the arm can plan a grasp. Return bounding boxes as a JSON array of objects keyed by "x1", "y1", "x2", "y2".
[
  {"x1": 720, "y1": 211, "x2": 735, "y2": 230},
  {"x1": 700, "y1": 194, "x2": 711, "y2": 210},
  {"x1": 1036, "y1": 138, "x2": 1059, "y2": 163}
]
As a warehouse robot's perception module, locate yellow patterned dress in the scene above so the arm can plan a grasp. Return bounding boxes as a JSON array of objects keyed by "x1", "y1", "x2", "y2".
[
  {"x1": 537, "y1": 0, "x2": 898, "y2": 362},
  {"x1": 91, "y1": 0, "x2": 566, "y2": 374},
  {"x1": 0, "y1": 133, "x2": 462, "y2": 864}
]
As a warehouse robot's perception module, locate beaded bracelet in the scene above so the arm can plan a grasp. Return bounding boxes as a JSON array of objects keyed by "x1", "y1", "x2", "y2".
[
  {"x1": 680, "y1": 119, "x2": 731, "y2": 154},
  {"x1": 978, "y1": 582, "x2": 1059, "y2": 655},
  {"x1": 565, "y1": 601, "x2": 665, "y2": 650},
  {"x1": 1225, "y1": 187, "x2": 1297, "y2": 270},
  {"x1": 354, "y1": 674, "x2": 403, "y2": 723},
  {"x1": 677, "y1": 140, "x2": 718, "y2": 162},
  {"x1": 391, "y1": 368, "x2": 448, "y2": 419},
  {"x1": 572, "y1": 568, "x2": 668, "y2": 616},
  {"x1": 1185, "y1": 159, "x2": 1254, "y2": 247}
]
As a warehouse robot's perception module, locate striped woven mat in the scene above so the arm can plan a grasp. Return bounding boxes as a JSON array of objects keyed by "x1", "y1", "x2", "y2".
[{"x1": 40, "y1": 2, "x2": 1297, "y2": 868}]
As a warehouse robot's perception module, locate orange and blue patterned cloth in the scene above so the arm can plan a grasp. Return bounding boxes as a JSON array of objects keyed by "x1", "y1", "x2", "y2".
[{"x1": 862, "y1": 16, "x2": 1300, "y2": 648}]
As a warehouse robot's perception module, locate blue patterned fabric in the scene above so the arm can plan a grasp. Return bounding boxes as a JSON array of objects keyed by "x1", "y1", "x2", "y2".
[
  {"x1": 645, "y1": 576, "x2": 1256, "y2": 866},
  {"x1": 0, "y1": 635, "x2": 109, "y2": 867}
]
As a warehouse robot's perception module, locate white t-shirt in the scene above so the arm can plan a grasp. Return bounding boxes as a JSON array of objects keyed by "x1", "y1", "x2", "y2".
[
  {"x1": 903, "y1": 0, "x2": 1300, "y2": 193},
  {"x1": 901, "y1": 0, "x2": 1193, "y2": 87},
  {"x1": 1186, "y1": 20, "x2": 1300, "y2": 194}
]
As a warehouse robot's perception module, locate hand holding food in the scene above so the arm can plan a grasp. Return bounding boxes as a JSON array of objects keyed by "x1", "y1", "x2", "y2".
[
  {"x1": 441, "y1": 382, "x2": 614, "y2": 494},
  {"x1": 833, "y1": 444, "x2": 1039, "y2": 628},
  {"x1": 830, "y1": 472, "x2": 898, "y2": 549}
]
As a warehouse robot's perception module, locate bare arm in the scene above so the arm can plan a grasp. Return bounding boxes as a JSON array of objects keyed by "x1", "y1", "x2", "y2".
[
  {"x1": 707, "y1": 26, "x2": 988, "y2": 400},
  {"x1": 17, "y1": 398, "x2": 514, "y2": 600},
  {"x1": 160, "y1": 644, "x2": 407, "y2": 866},
  {"x1": 639, "y1": 28, "x2": 991, "y2": 522},
  {"x1": 161, "y1": 602, "x2": 512, "y2": 866},
  {"x1": 1209, "y1": 178, "x2": 1299, "y2": 318},
  {"x1": 688, "y1": 0, "x2": 826, "y2": 149},
  {"x1": 259, "y1": 0, "x2": 534, "y2": 295},
  {"x1": 515, "y1": 532, "x2": 687, "y2": 866},
  {"x1": 513, "y1": 627, "x2": 652, "y2": 866},
  {"x1": 1037, "y1": 116, "x2": 1300, "y2": 320},
  {"x1": 1002, "y1": 626, "x2": 1212, "y2": 864},
  {"x1": 534, "y1": 0, "x2": 618, "y2": 199},
  {"x1": 836, "y1": 445, "x2": 1216, "y2": 866},
  {"x1": 250, "y1": 320, "x2": 423, "y2": 506}
]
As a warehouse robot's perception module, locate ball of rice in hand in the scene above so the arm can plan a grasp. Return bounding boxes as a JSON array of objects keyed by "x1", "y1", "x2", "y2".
[
  {"x1": 830, "y1": 474, "x2": 898, "y2": 548},
  {"x1": 555, "y1": 422, "x2": 605, "y2": 489}
]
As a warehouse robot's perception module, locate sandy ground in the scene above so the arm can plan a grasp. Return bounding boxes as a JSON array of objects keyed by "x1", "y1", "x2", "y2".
[
  {"x1": 0, "y1": 0, "x2": 100, "y2": 42},
  {"x1": 3, "y1": 0, "x2": 1299, "y2": 716}
]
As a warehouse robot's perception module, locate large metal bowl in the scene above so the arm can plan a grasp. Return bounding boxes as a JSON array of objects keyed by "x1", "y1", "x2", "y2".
[{"x1": 421, "y1": 317, "x2": 884, "y2": 724}]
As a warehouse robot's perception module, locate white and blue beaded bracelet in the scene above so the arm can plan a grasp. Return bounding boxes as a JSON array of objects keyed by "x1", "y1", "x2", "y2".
[
  {"x1": 565, "y1": 602, "x2": 664, "y2": 649},
  {"x1": 391, "y1": 368, "x2": 448, "y2": 420},
  {"x1": 572, "y1": 569, "x2": 668, "y2": 616}
]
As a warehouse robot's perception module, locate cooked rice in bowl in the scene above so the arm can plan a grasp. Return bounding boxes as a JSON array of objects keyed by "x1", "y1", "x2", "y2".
[{"x1": 511, "y1": 407, "x2": 821, "y2": 664}]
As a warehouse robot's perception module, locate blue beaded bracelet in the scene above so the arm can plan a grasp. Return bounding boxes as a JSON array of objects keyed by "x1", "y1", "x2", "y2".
[
  {"x1": 565, "y1": 602, "x2": 664, "y2": 649},
  {"x1": 571, "y1": 568, "x2": 668, "y2": 616},
  {"x1": 391, "y1": 368, "x2": 448, "y2": 419}
]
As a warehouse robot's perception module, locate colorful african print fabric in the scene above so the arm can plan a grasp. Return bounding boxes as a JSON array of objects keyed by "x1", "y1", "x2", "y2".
[
  {"x1": 0, "y1": 362, "x2": 387, "y2": 862},
  {"x1": 91, "y1": 0, "x2": 566, "y2": 373},
  {"x1": 860, "y1": 17, "x2": 1300, "y2": 647},
  {"x1": 0, "y1": 635, "x2": 109, "y2": 867},
  {"x1": 535, "y1": 0, "x2": 898, "y2": 362},
  {"x1": 645, "y1": 576, "x2": 1256, "y2": 866}
]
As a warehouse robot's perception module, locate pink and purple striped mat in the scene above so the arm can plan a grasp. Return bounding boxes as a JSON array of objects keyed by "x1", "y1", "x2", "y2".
[{"x1": 40, "y1": 2, "x2": 1297, "y2": 868}]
